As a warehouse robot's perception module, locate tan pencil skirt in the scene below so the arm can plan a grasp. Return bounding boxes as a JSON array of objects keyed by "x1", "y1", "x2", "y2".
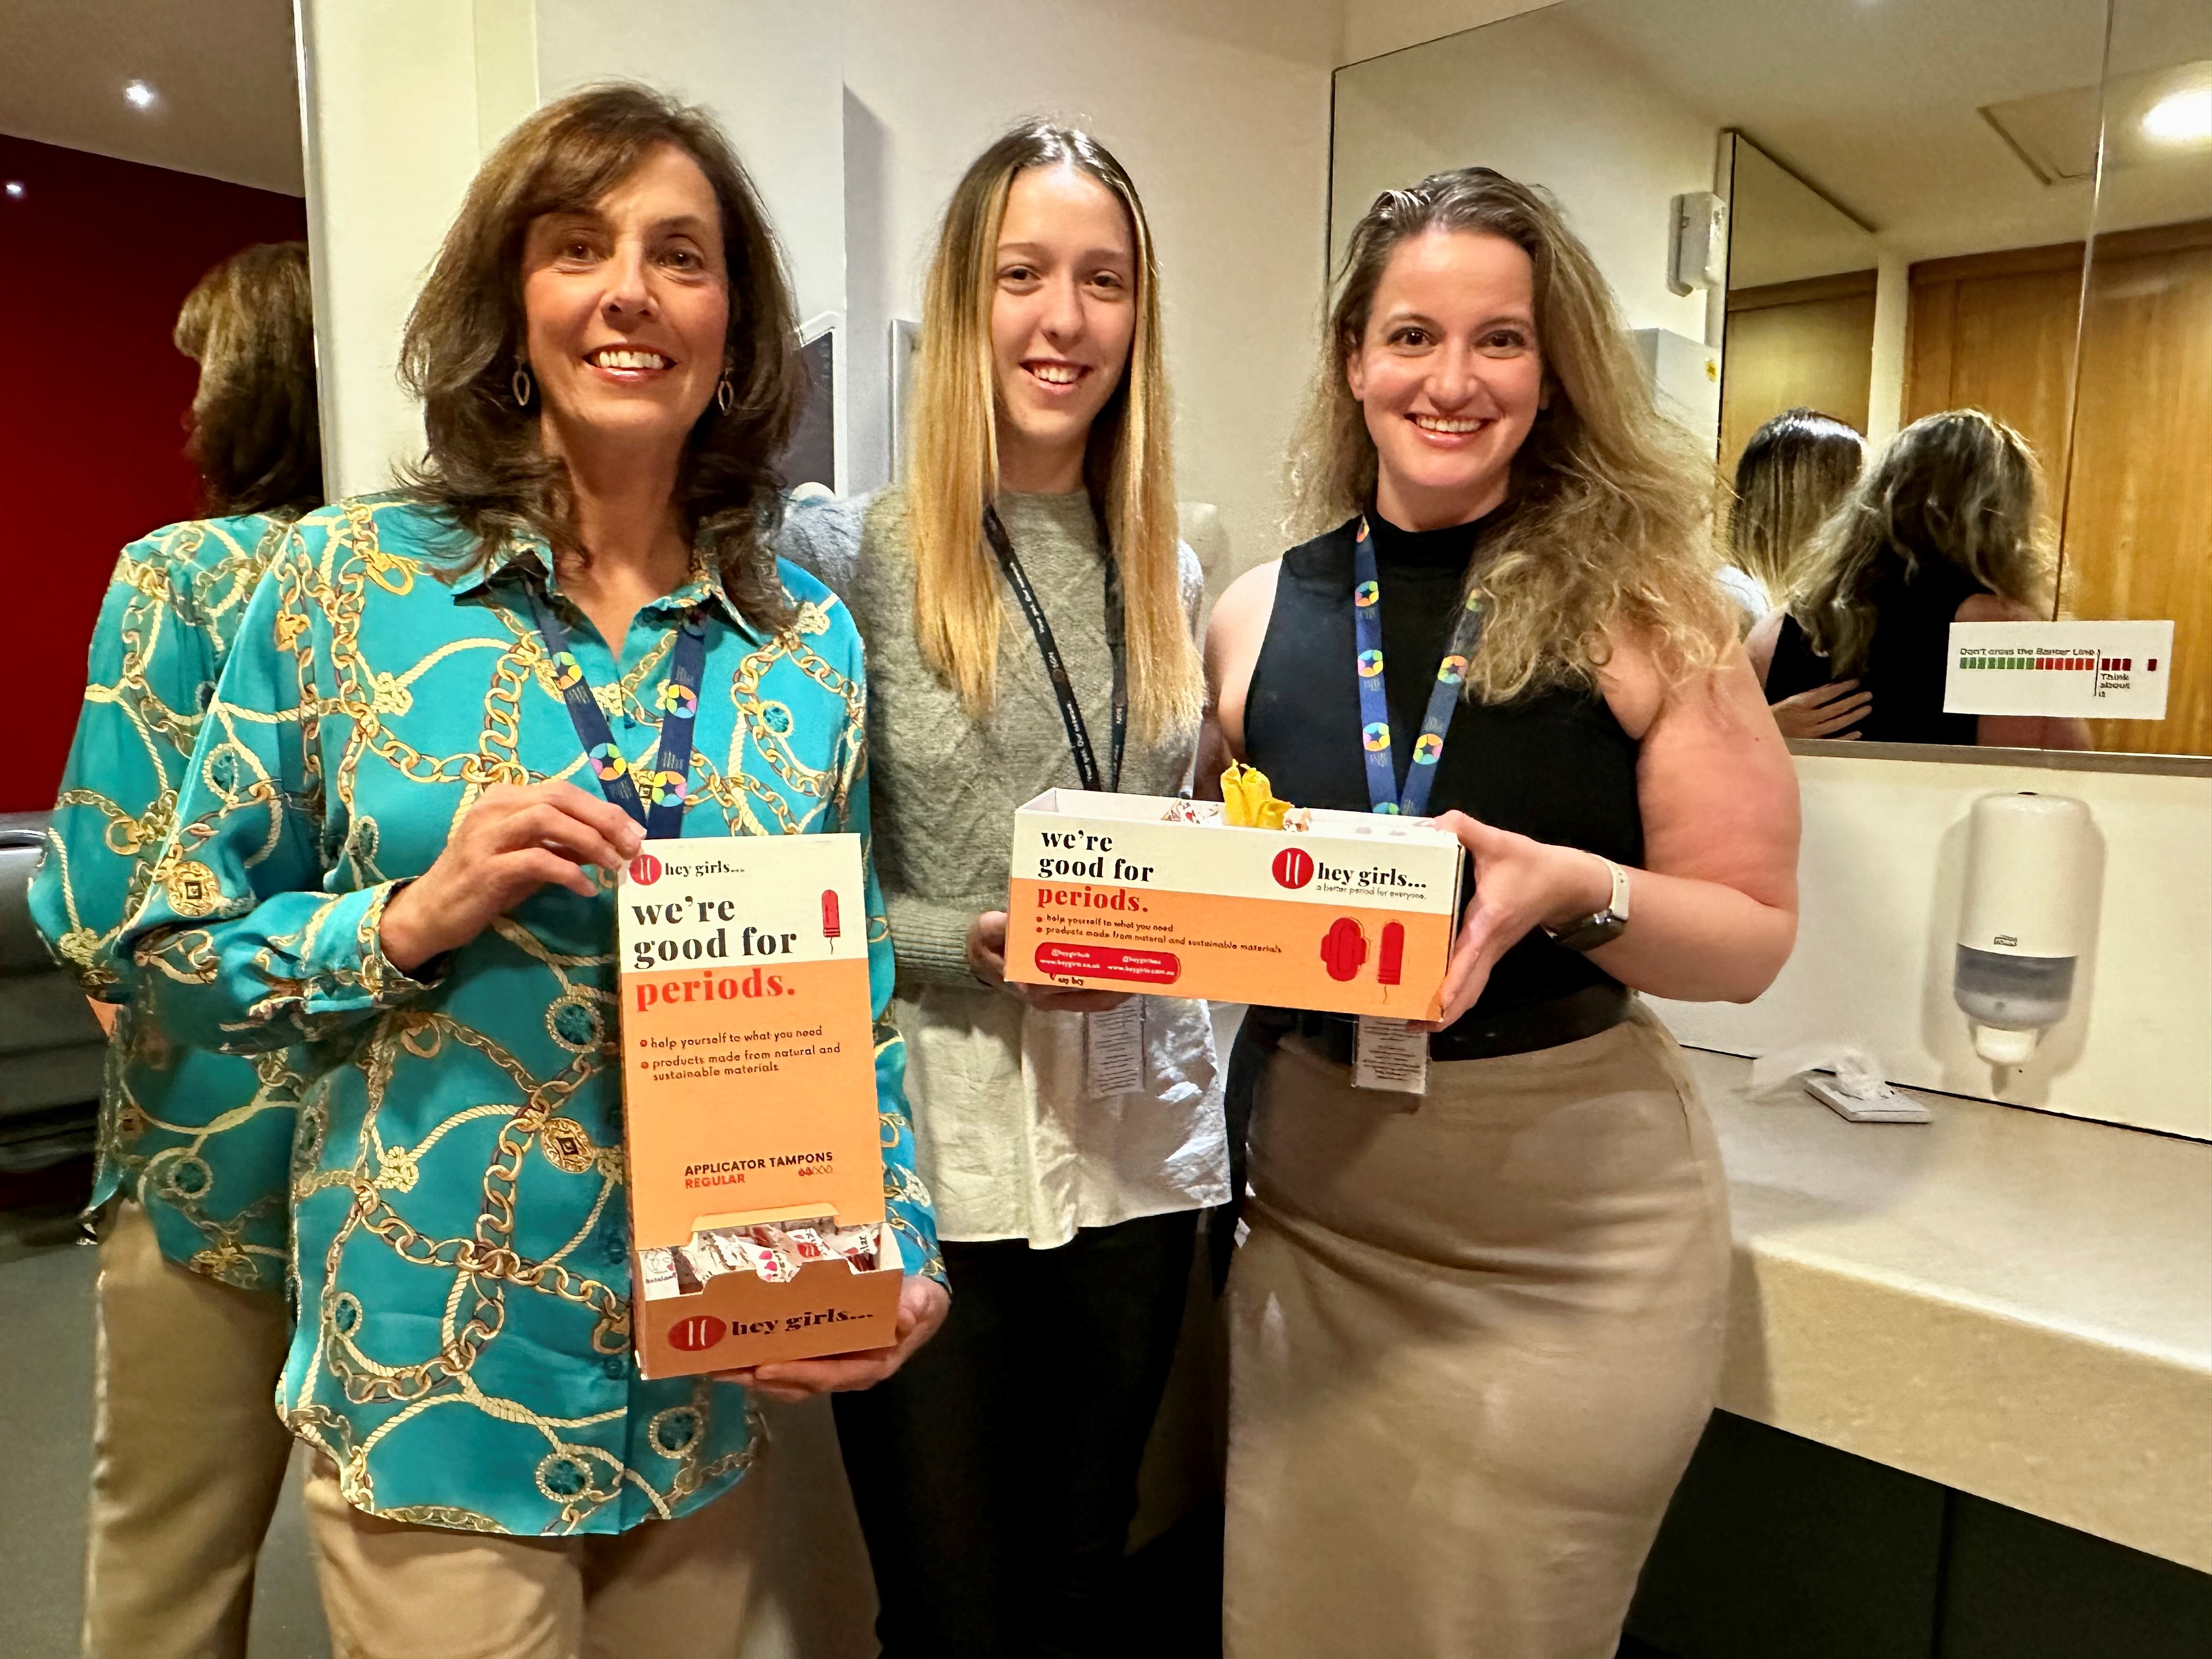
[{"x1": 1223, "y1": 1006, "x2": 1731, "y2": 1659}]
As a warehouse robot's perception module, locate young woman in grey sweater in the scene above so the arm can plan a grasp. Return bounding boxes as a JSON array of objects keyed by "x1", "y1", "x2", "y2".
[{"x1": 781, "y1": 121, "x2": 1222, "y2": 1657}]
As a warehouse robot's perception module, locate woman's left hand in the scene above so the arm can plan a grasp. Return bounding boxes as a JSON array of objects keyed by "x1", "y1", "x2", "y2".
[
  {"x1": 712, "y1": 1275, "x2": 950, "y2": 1403},
  {"x1": 1416, "y1": 810, "x2": 1616, "y2": 1031}
]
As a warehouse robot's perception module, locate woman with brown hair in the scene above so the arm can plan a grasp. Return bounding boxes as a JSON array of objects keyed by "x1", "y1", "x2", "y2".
[
  {"x1": 780, "y1": 120, "x2": 1221, "y2": 1657},
  {"x1": 1204, "y1": 167, "x2": 1799, "y2": 1656},
  {"x1": 31, "y1": 238, "x2": 319, "y2": 1659},
  {"x1": 1754, "y1": 407, "x2": 2088, "y2": 748},
  {"x1": 114, "y1": 85, "x2": 944, "y2": 1657}
]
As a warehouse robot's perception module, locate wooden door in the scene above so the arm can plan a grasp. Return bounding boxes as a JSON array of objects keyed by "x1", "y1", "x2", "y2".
[{"x1": 1720, "y1": 270, "x2": 1877, "y2": 478}]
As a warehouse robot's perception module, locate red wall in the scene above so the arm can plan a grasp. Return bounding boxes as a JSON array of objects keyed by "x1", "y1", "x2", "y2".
[{"x1": 0, "y1": 136, "x2": 309, "y2": 812}]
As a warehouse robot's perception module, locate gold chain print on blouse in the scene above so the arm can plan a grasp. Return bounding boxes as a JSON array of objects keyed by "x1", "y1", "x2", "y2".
[
  {"x1": 115, "y1": 496, "x2": 942, "y2": 1536},
  {"x1": 29, "y1": 511, "x2": 309, "y2": 1290}
]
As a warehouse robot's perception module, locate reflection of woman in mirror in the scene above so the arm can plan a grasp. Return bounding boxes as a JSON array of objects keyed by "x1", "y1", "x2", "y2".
[
  {"x1": 1729, "y1": 407, "x2": 1871, "y2": 737},
  {"x1": 112, "y1": 86, "x2": 946, "y2": 1654},
  {"x1": 781, "y1": 122, "x2": 1219, "y2": 1656},
  {"x1": 29, "y1": 240, "x2": 319, "y2": 1659},
  {"x1": 1202, "y1": 168, "x2": 1798, "y2": 1657},
  {"x1": 1754, "y1": 408, "x2": 2089, "y2": 748}
]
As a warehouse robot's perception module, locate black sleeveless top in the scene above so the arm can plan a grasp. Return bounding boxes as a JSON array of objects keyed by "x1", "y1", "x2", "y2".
[
  {"x1": 1244, "y1": 513, "x2": 1644, "y2": 1023},
  {"x1": 1765, "y1": 558, "x2": 1987, "y2": 746}
]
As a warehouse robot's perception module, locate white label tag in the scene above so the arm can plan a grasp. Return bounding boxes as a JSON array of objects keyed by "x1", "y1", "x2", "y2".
[
  {"x1": 1352, "y1": 1015, "x2": 1429, "y2": 1094},
  {"x1": 1086, "y1": 1001, "x2": 1146, "y2": 1098},
  {"x1": 1943, "y1": 620, "x2": 2174, "y2": 719}
]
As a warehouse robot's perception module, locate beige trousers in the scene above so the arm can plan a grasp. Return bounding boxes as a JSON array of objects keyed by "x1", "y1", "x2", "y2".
[
  {"x1": 1224, "y1": 1010, "x2": 1732, "y2": 1659},
  {"x1": 84, "y1": 1197, "x2": 295, "y2": 1659},
  {"x1": 302, "y1": 1456, "x2": 765, "y2": 1659}
]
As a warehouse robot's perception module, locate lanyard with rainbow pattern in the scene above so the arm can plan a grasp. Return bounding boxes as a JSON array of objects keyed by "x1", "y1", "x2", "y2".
[{"x1": 1352, "y1": 513, "x2": 1487, "y2": 817}]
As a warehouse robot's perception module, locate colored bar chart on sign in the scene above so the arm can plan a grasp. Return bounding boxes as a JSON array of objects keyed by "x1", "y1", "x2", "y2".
[{"x1": 1944, "y1": 620, "x2": 2174, "y2": 720}]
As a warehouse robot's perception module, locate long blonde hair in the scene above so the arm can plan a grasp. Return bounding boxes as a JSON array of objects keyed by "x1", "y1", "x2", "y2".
[
  {"x1": 1788, "y1": 409, "x2": 2051, "y2": 675},
  {"x1": 905, "y1": 120, "x2": 1200, "y2": 740},
  {"x1": 1728, "y1": 408, "x2": 1866, "y2": 597},
  {"x1": 1290, "y1": 167, "x2": 1731, "y2": 699}
]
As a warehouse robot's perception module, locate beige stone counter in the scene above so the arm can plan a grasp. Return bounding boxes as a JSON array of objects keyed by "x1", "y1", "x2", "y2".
[{"x1": 1688, "y1": 1047, "x2": 2212, "y2": 1572}]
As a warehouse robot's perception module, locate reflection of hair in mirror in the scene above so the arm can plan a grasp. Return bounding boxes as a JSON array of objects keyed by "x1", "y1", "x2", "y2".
[
  {"x1": 1788, "y1": 409, "x2": 2050, "y2": 675},
  {"x1": 1290, "y1": 167, "x2": 1733, "y2": 703},
  {"x1": 904, "y1": 120, "x2": 1199, "y2": 740},
  {"x1": 398, "y1": 83, "x2": 803, "y2": 631},
  {"x1": 175, "y1": 242, "x2": 323, "y2": 517},
  {"x1": 1728, "y1": 408, "x2": 1865, "y2": 602}
]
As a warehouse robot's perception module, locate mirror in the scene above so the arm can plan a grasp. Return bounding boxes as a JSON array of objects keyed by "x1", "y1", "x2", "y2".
[{"x1": 1334, "y1": 0, "x2": 2208, "y2": 760}]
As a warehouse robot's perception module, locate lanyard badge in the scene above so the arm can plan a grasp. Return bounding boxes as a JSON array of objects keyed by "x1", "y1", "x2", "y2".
[
  {"x1": 1351, "y1": 514, "x2": 1487, "y2": 819},
  {"x1": 983, "y1": 503, "x2": 1126, "y2": 795},
  {"x1": 1349, "y1": 512, "x2": 1488, "y2": 1093},
  {"x1": 523, "y1": 582, "x2": 708, "y2": 842}
]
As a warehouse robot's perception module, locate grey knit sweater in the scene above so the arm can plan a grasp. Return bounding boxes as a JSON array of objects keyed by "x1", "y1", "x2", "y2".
[
  {"x1": 778, "y1": 487, "x2": 1205, "y2": 987},
  {"x1": 776, "y1": 487, "x2": 1227, "y2": 1245}
]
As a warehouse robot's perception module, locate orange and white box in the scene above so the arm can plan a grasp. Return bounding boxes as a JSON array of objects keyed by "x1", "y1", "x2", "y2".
[
  {"x1": 617, "y1": 833, "x2": 901, "y2": 1379},
  {"x1": 1004, "y1": 789, "x2": 1463, "y2": 1019}
]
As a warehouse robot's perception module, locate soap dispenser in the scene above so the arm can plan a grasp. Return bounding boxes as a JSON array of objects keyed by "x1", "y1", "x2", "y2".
[{"x1": 1953, "y1": 791, "x2": 2095, "y2": 1065}]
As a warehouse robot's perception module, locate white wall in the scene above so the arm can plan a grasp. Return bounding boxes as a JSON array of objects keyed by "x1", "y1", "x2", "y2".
[
  {"x1": 1338, "y1": 0, "x2": 1555, "y2": 66},
  {"x1": 1653, "y1": 751, "x2": 2212, "y2": 1142},
  {"x1": 839, "y1": 0, "x2": 1341, "y2": 575},
  {"x1": 297, "y1": 0, "x2": 497, "y2": 496},
  {"x1": 1329, "y1": 6, "x2": 1716, "y2": 341}
]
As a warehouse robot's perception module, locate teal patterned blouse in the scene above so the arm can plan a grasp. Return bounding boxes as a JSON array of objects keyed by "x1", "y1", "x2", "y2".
[
  {"x1": 30, "y1": 511, "x2": 304, "y2": 1293},
  {"x1": 117, "y1": 495, "x2": 943, "y2": 1536}
]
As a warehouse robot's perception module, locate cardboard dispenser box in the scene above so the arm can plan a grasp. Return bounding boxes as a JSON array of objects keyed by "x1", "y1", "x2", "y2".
[
  {"x1": 617, "y1": 833, "x2": 901, "y2": 1379},
  {"x1": 1005, "y1": 789, "x2": 1464, "y2": 1019}
]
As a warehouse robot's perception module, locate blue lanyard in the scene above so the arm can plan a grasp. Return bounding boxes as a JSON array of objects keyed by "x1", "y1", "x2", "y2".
[
  {"x1": 1352, "y1": 514, "x2": 1487, "y2": 817},
  {"x1": 522, "y1": 582, "x2": 709, "y2": 841}
]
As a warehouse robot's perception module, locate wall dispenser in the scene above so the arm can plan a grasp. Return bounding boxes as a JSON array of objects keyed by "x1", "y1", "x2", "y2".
[{"x1": 1954, "y1": 791, "x2": 2095, "y2": 1065}]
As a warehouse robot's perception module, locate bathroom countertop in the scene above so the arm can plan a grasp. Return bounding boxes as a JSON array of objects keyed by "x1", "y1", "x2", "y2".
[{"x1": 1690, "y1": 1047, "x2": 2212, "y2": 1571}]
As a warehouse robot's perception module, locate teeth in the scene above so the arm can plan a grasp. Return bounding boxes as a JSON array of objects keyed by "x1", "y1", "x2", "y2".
[
  {"x1": 1413, "y1": 414, "x2": 1486, "y2": 434},
  {"x1": 1030, "y1": 363, "x2": 1082, "y2": 385},
  {"x1": 592, "y1": 349, "x2": 670, "y2": 370}
]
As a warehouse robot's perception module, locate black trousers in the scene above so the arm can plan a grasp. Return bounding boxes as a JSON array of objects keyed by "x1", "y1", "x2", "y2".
[{"x1": 832, "y1": 1209, "x2": 1199, "y2": 1659}]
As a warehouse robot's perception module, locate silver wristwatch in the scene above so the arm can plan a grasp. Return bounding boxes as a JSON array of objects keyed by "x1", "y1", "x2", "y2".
[{"x1": 1544, "y1": 856, "x2": 1630, "y2": 952}]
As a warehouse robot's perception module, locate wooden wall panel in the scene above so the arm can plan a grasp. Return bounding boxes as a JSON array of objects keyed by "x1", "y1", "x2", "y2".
[
  {"x1": 1720, "y1": 273, "x2": 1878, "y2": 478},
  {"x1": 2061, "y1": 230, "x2": 2212, "y2": 756}
]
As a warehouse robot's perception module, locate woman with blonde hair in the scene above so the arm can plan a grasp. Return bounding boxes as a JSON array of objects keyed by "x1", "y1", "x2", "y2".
[
  {"x1": 781, "y1": 119, "x2": 1221, "y2": 1656},
  {"x1": 32, "y1": 239, "x2": 318, "y2": 1659},
  {"x1": 1204, "y1": 167, "x2": 1799, "y2": 1656},
  {"x1": 114, "y1": 84, "x2": 944, "y2": 1657},
  {"x1": 1728, "y1": 408, "x2": 1872, "y2": 737},
  {"x1": 1754, "y1": 407, "x2": 2086, "y2": 748}
]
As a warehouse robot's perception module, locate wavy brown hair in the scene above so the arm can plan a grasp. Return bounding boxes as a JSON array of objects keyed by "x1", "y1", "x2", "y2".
[
  {"x1": 400, "y1": 83, "x2": 803, "y2": 628},
  {"x1": 174, "y1": 241, "x2": 323, "y2": 517},
  {"x1": 1290, "y1": 167, "x2": 1731, "y2": 698},
  {"x1": 1728, "y1": 408, "x2": 1866, "y2": 598},
  {"x1": 905, "y1": 120, "x2": 1200, "y2": 740},
  {"x1": 1787, "y1": 409, "x2": 2051, "y2": 674}
]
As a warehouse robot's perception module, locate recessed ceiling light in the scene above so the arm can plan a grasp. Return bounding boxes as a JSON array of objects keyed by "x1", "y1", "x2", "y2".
[
  {"x1": 2142, "y1": 86, "x2": 2212, "y2": 145},
  {"x1": 3, "y1": 182, "x2": 24, "y2": 200},
  {"x1": 123, "y1": 79, "x2": 157, "y2": 110}
]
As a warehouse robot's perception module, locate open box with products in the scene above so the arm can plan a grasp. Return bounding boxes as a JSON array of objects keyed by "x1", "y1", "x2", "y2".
[
  {"x1": 617, "y1": 832, "x2": 902, "y2": 1379},
  {"x1": 1003, "y1": 788, "x2": 1464, "y2": 1019}
]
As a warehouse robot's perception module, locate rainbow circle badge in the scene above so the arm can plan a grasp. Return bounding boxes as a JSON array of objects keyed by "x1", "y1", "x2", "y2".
[
  {"x1": 656, "y1": 681, "x2": 698, "y2": 719},
  {"x1": 1354, "y1": 580, "x2": 1380, "y2": 607},
  {"x1": 1357, "y1": 649, "x2": 1385, "y2": 678},
  {"x1": 1362, "y1": 721, "x2": 1391, "y2": 752},
  {"x1": 550, "y1": 652, "x2": 584, "y2": 691},
  {"x1": 1436, "y1": 654, "x2": 1468, "y2": 685},
  {"x1": 589, "y1": 745, "x2": 629, "y2": 783},
  {"x1": 1412, "y1": 732, "x2": 1444, "y2": 765},
  {"x1": 650, "y1": 771, "x2": 690, "y2": 808}
]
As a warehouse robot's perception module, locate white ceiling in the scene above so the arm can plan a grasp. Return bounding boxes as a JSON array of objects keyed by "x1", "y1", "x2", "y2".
[
  {"x1": 1369, "y1": 0, "x2": 2210, "y2": 263},
  {"x1": 0, "y1": 0, "x2": 303, "y2": 194}
]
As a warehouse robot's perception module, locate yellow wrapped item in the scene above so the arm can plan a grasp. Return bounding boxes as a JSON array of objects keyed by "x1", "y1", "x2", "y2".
[{"x1": 1221, "y1": 761, "x2": 1292, "y2": 830}]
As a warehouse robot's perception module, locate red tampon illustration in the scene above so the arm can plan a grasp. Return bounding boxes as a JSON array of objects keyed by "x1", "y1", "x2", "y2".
[
  {"x1": 1378, "y1": 921, "x2": 1404, "y2": 986},
  {"x1": 821, "y1": 889, "x2": 840, "y2": 947}
]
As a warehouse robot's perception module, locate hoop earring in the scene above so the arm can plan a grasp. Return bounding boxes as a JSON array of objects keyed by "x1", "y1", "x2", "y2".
[
  {"x1": 715, "y1": 371, "x2": 735, "y2": 416},
  {"x1": 511, "y1": 364, "x2": 534, "y2": 408}
]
